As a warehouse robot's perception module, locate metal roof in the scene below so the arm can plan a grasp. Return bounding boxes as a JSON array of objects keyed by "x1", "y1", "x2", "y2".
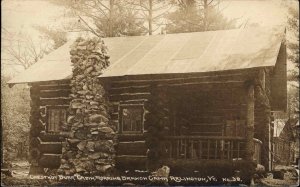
[{"x1": 8, "y1": 27, "x2": 284, "y2": 84}]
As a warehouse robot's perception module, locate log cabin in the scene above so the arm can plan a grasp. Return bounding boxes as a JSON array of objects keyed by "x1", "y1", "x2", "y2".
[{"x1": 8, "y1": 27, "x2": 287, "y2": 179}]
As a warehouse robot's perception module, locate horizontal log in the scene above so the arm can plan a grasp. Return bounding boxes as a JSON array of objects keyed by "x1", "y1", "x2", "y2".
[
  {"x1": 39, "y1": 84, "x2": 71, "y2": 91},
  {"x1": 115, "y1": 155, "x2": 147, "y2": 170},
  {"x1": 109, "y1": 71, "x2": 256, "y2": 87},
  {"x1": 110, "y1": 85, "x2": 150, "y2": 95},
  {"x1": 117, "y1": 141, "x2": 147, "y2": 156},
  {"x1": 110, "y1": 82, "x2": 247, "y2": 96},
  {"x1": 111, "y1": 104, "x2": 119, "y2": 113},
  {"x1": 109, "y1": 93, "x2": 150, "y2": 102},
  {"x1": 39, "y1": 142, "x2": 62, "y2": 154},
  {"x1": 189, "y1": 129, "x2": 223, "y2": 134},
  {"x1": 40, "y1": 98, "x2": 71, "y2": 106},
  {"x1": 191, "y1": 123, "x2": 224, "y2": 126},
  {"x1": 176, "y1": 115, "x2": 237, "y2": 121},
  {"x1": 119, "y1": 99, "x2": 147, "y2": 105},
  {"x1": 190, "y1": 132, "x2": 223, "y2": 136},
  {"x1": 182, "y1": 108, "x2": 247, "y2": 114},
  {"x1": 193, "y1": 116, "x2": 224, "y2": 123},
  {"x1": 117, "y1": 134, "x2": 145, "y2": 142},
  {"x1": 110, "y1": 113, "x2": 119, "y2": 120},
  {"x1": 164, "y1": 81, "x2": 245, "y2": 90},
  {"x1": 39, "y1": 132, "x2": 62, "y2": 142},
  {"x1": 40, "y1": 89, "x2": 71, "y2": 98},
  {"x1": 38, "y1": 154, "x2": 61, "y2": 169}
]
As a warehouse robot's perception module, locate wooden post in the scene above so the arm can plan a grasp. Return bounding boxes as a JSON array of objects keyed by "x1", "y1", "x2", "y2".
[
  {"x1": 245, "y1": 84, "x2": 255, "y2": 161},
  {"x1": 255, "y1": 69, "x2": 272, "y2": 170}
]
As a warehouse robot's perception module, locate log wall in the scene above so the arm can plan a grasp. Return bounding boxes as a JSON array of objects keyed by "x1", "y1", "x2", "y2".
[
  {"x1": 29, "y1": 84, "x2": 42, "y2": 173},
  {"x1": 29, "y1": 67, "x2": 276, "y2": 171},
  {"x1": 105, "y1": 70, "x2": 258, "y2": 169},
  {"x1": 29, "y1": 80, "x2": 71, "y2": 171}
]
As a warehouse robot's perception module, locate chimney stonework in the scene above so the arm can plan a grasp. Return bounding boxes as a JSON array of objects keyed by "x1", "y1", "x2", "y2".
[{"x1": 58, "y1": 37, "x2": 116, "y2": 175}]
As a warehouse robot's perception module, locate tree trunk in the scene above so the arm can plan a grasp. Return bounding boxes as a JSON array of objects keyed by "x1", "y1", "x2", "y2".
[
  {"x1": 108, "y1": 0, "x2": 115, "y2": 37},
  {"x1": 148, "y1": 0, "x2": 153, "y2": 35},
  {"x1": 203, "y1": 0, "x2": 208, "y2": 31}
]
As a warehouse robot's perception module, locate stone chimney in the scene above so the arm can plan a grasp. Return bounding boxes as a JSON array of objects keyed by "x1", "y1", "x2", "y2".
[{"x1": 58, "y1": 37, "x2": 116, "y2": 176}]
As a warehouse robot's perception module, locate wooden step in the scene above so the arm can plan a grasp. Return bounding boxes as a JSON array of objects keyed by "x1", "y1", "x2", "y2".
[
  {"x1": 116, "y1": 155, "x2": 147, "y2": 170},
  {"x1": 38, "y1": 141, "x2": 62, "y2": 154},
  {"x1": 39, "y1": 132, "x2": 62, "y2": 142},
  {"x1": 117, "y1": 141, "x2": 147, "y2": 156},
  {"x1": 38, "y1": 154, "x2": 61, "y2": 169}
]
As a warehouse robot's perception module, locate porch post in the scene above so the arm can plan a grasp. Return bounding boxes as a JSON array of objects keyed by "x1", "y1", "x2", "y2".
[
  {"x1": 254, "y1": 69, "x2": 272, "y2": 170},
  {"x1": 245, "y1": 84, "x2": 255, "y2": 161}
]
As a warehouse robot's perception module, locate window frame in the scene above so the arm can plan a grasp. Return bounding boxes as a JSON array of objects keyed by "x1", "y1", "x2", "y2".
[
  {"x1": 119, "y1": 104, "x2": 144, "y2": 134},
  {"x1": 46, "y1": 106, "x2": 68, "y2": 133}
]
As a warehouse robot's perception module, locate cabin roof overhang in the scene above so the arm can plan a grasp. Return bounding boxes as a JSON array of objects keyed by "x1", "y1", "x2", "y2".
[{"x1": 8, "y1": 27, "x2": 285, "y2": 86}]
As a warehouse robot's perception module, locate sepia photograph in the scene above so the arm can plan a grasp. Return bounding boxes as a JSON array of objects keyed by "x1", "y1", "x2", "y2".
[{"x1": 1, "y1": 0, "x2": 299, "y2": 186}]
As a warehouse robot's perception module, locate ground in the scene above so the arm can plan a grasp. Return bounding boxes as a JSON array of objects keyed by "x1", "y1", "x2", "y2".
[
  {"x1": 260, "y1": 165, "x2": 299, "y2": 186},
  {"x1": 1, "y1": 160, "x2": 51, "y2": 186},
  {"x1": 1, "y1": 160, "x2": 299, "y2": 186}
]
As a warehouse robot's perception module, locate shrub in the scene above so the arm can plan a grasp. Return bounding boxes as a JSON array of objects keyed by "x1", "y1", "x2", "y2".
[{"x1": 1, "y1": 76, "x2": 30, "y2": 162}]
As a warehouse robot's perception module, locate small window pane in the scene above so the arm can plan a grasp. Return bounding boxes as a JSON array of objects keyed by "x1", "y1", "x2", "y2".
[
  {"x1": 121, "y1": 106, "x2": 143, "y2": 133},
  {"x1": 47, "y1": 108, "x2": 67, "y2": 133}
]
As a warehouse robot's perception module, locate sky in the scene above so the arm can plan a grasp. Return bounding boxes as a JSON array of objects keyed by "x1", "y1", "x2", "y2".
[
  {"x1": 221, "y1": 0, "x2": 287, "y2": 27},
  {"x1": 1, "y1": 0, "x2": 297, "y2": 77}
]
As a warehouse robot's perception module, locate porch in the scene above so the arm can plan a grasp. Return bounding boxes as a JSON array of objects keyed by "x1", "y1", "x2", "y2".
[
  {"x1": 112, "y1": 71, "x2": 263, "y2": 169},
  {"x1": 159, "y1": 82, "x2": 261, "y2": 163},
  {"x1": 163, "y1": 136, "x2": 262, "y2": 163}
]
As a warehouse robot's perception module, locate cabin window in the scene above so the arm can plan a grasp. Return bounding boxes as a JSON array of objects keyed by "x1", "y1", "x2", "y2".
[
  {"x1": 119, "y1": 105, "x2": 144, "y2": 133},
  {"x1": 47, "y1": 107, "x2": 67, "y2": 133}
]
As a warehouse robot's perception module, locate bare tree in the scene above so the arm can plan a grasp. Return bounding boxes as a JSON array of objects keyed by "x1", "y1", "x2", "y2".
[
  {"x1": 198, "y1": 0, "x2": 222, "y2": 31},
  {"x1": 34, "y1": 26, "x2": 67, "y2": 50},
  {"x1": 126, "y1": 0, "x2": 175, "y2": 35},
  {"x1": 166, "y1": 0, "x2": 236, "y2": 33},
  {"x1": 2, "y1": 29, "x2": 51, "y2": 69},
  {"x1": 49, "y1": 0, "x2": 146, "y2": 37}
]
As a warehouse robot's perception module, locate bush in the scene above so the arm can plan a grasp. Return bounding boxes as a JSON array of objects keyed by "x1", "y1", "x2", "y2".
[{"x1": 1, "y1": 76, "x2": 30, "y2": 163}]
